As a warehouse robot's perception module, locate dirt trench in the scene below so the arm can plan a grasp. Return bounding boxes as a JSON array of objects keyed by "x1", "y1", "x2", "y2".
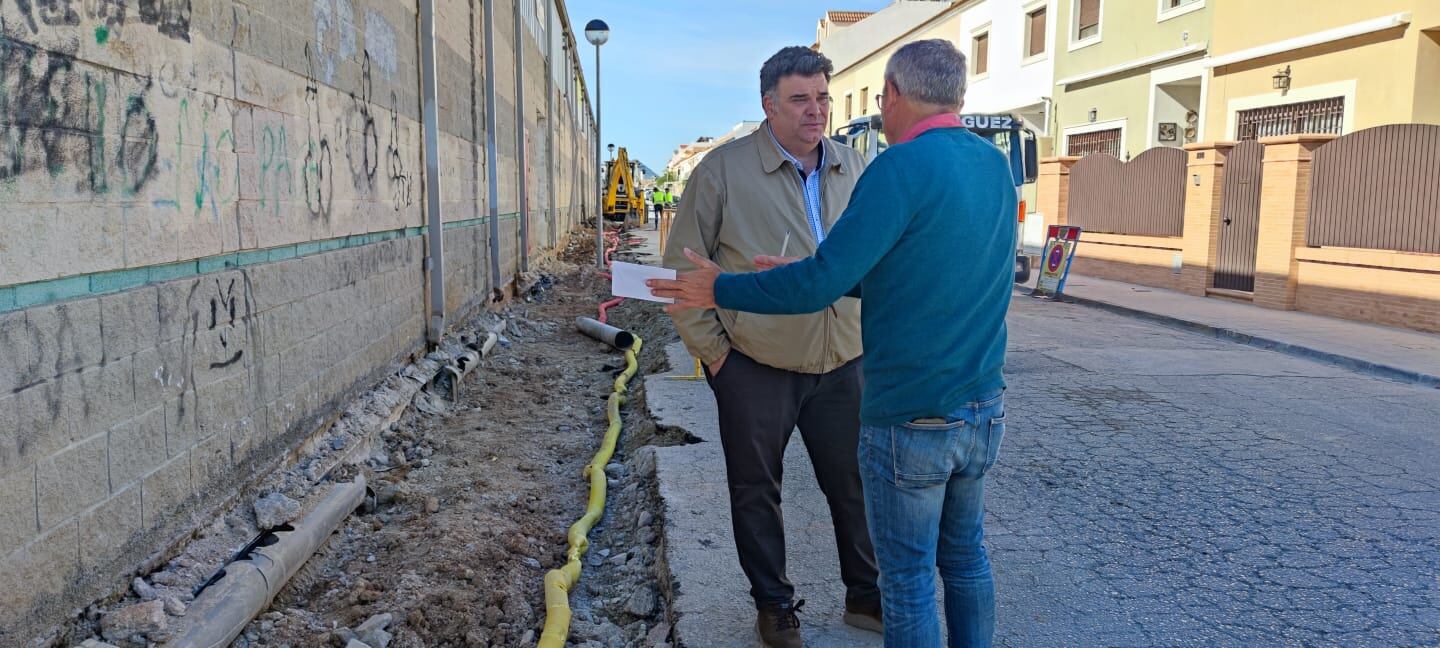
[{"x1": 233, "y1": 250, "x2": 688, "y2": 647}]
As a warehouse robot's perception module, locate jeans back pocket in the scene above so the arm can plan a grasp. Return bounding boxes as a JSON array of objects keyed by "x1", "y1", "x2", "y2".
[
  {"x1": 981, "y1": 416, "x2": 1006, "y2": 474},
  {"x1": 891, "y1": 420, "x2": 972, "y2": 486}
]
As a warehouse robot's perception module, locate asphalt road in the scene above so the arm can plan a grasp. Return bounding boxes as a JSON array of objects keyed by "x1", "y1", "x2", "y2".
[{"x1": 651, "y1": 296, "x2": 1440, "y2": 647}]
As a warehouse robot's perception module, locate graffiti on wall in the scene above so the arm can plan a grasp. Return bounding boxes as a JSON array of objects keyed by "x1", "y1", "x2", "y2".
[
  {"x1": 0, "y1": 40, "x2": 162, "y2": 196},
  {"x1": 310, "y1": 0, "x2": 355, "y2": 85},
  {"x1": 386, "y1": 91, "x2": 411, "y2": 212},
  {"x1": 0, "y1": 0, "x2": 415, "y2": 224},
  {"x1": 343, "y1": 53, "x2": 380, "y2": 189},
  {"x1": 5, "y1": 0, "x2": 189, "y2": 41},
  {"x1": 302, "y1": 42, "x2": 335, "y2": 219},
  {"x1": 258, "y1": 123, "x2": 293, "y2": 218},
  {"x1": 363, "y1": 8, "x2": 397, "y2": 81}
]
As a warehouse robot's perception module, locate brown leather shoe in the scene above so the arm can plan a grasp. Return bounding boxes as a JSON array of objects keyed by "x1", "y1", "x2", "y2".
[
  {"x1": 842, "y1": 595, "x2": 884, "y2": 633},
  {"x1": 755, "y1": 599, "x2": 805, "y2": 647}
]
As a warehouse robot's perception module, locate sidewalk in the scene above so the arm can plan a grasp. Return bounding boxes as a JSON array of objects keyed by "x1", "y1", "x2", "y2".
[
  {"x1": 645, "y1": 342, "x2": 885, "y2": 647},
  {"x1": 623, "y1": 225, "x2": 886, "y2": 645},
  {"x1": 1047, "y1": 274, "x2": 1440, "y2": 388}
]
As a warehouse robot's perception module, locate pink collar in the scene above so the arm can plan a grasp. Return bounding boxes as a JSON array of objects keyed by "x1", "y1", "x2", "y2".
[{"x1": 896, "y1": 113, "x2": 964, "y2": 144}]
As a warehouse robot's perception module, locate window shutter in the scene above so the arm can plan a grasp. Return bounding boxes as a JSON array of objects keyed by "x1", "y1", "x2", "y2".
[
  {"x1": 1028, "y1": 8, "x2": 1047, "y2": 57},
  {"x1": 974, "y1": 33, "x2": 989, "y2": 75},
  {"x1": 1078, "y1": 0, "x2": 1100, "y2": 31}
]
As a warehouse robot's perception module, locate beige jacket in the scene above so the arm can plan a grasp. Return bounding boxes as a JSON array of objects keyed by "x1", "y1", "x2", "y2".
[{"x1": 663, "y1": 123, "x2": 864, "y2": 374}]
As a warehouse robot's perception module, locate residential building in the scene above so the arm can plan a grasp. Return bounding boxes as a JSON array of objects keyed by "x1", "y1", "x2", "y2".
[
  {"x1": 664, "y1": 121, "x2": 762, "y2": 195},
  {"x1": 816, "y1": 9, "x2": 876, "y2": 45},
  {"x1": 825, "y1": 0, "x2": 1057, "y2": 133},
  {"x1": 820, "y1": 0, "x2": 953, "y2": 125},
  {"x1": 665, "y1": 137, "x2": 715, "y2": 193},
  {"x1": 1203, "y1": 2, "x2": 1440, "y2": 141},
  {"x1": 1051, "y1": 0, "x2": 1212, "y2": 159},
  {"x1": 820, "y1": 0, "x2": 1059, "y2": 245}
]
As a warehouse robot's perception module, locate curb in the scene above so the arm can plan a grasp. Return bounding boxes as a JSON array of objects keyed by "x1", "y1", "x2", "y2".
[{"x1": 1031, "y1": 289, "x2": 1440, "y2": 389}]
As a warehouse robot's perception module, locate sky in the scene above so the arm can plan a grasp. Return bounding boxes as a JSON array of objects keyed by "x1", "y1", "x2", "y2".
[{"x1": 565, "y1": 0, "x2": 893, "y2": 173}]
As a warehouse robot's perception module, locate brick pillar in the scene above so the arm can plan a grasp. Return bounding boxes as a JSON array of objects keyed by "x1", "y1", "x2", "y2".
[
  {"x1": 1253, "y1": 134, "x2": 1336, "y2": 310},
  {"x1": 1179, "y1": 142, "x2": 1236, "y2": 296},
  {"x1": 1036, "y1": 156, "x2": 1081, "y2": 230}
]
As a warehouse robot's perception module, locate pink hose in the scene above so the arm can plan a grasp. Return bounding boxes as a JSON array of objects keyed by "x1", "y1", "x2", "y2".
[
  {"x1": 598, "y1": 297, "x2": 624, "y2": 324},
  {"x1": 597, "y1": 227, "x2": 628, "y2": 322}
]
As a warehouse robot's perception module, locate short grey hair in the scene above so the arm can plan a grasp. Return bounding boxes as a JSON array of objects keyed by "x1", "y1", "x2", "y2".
[
  {"x1": 760, "y1": 46, "x2": 834, "y2": 98},
  {"x1": 884, "y1": 39, "x2": 967, "y2": 108}
]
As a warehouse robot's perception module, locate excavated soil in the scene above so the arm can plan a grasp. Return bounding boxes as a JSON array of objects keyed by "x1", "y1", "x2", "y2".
[{"x1": 236, "y1": 242, "x2": 685, "y2": 647}]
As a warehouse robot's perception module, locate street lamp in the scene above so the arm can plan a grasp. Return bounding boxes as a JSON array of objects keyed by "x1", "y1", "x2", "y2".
[
  {"x1": 586, "y1": 19, "x2": 610, "y2": 267},
  {"x1": 608, "y1": 143, "x2": 615, "y2": 161}
]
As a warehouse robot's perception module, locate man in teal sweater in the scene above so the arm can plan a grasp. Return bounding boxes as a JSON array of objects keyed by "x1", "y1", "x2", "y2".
[{"x1": 650, "y1": 39, "x2": 1014, "y2": 647}]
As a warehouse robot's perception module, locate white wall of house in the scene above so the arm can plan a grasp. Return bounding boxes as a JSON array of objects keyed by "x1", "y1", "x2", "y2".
[
  {"x1": 820, "y1": 0, "x2": 952, "y2": 72},
  {"x1": 950, "y1": 0, "x2": 1059, "y2": 136}
]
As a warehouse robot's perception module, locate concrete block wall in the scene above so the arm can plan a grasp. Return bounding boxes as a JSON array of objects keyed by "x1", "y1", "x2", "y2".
[{"x1": 0, "y1": 0, "x2": 597, "y2": 637}]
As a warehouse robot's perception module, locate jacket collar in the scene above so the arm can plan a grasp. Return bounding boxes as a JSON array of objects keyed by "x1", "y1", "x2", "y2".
[{"x1": 758, "y1": 120, "x2": 846, "y2": 175}]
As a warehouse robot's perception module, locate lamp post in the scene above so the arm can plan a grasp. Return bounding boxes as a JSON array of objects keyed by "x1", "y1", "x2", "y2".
[
  {"x1": 608, "y1": 143, "x2": 615, "y2": 161},
  {"x1": 585, "y1": 19, "x2": 610, "y2": 268}
]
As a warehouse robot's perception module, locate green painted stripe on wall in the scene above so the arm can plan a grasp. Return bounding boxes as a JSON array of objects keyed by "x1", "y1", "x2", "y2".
[
  {"x1": 0, "y1": 213, "x2": 529, "y2": 313},
  {"x1": 89, "y1": 268, "x2": 151, "y2": 294},
  {"x1": 197, "y1": 254, "x2": 239, "y2": 274},
  {"x1": 237, "y1": 250, "x2": 272, "y2": 267},
  {"x1": 148, "y1": 261, "x2": 199, "y2": 283},
  {"x1": 15, "y1": 276, "x2": 91, "y2": 308}
]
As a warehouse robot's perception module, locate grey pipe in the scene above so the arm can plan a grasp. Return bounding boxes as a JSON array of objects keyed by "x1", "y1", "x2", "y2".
[
  {"x1": 483, "y1": 0, "x2": 502, "y2": 298},
  {"x1": 419, "y1": 0, "x2": 444, "y2": 344},
  {"x1": 575, "y1": 317, "x2": 634, "y2": 350},
  {"x1": 514, "y1": 0, "x2": 529, "y2": 273},
  {"x1": 545, "y1": 1, "x2": 557, "y2": 249},
  {"x1": 164, "y1": 477, "x2": 366, "y2": 647},
  {"x1": 593, "y1": 44, "x2": 604, "y2": 267}
]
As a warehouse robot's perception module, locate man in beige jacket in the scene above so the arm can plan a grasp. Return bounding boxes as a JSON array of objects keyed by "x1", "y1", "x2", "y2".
[{"x1": 663, "y1": 46, "x2": 880, "y2": 648}]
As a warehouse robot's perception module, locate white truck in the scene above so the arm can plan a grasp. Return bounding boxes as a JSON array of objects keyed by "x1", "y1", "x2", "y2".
[{"x1": 831, "y1": 113, "x2": 1039, "y2": 283}]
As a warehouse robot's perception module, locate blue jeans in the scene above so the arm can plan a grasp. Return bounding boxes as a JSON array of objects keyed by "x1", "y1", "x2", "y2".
[{"x1": 858, "y1": 390, "x2": 1006, "y2": 648}]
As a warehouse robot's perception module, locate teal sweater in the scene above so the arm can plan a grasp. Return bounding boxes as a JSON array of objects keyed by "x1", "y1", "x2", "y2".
[{"x1": 714, "y1": 127, "x2": 1016, "y2": 426}]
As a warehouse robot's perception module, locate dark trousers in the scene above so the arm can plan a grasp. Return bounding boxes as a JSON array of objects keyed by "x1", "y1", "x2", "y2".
[{"x1": 706, "y1": 351, "x2": 880, "y2": 607}]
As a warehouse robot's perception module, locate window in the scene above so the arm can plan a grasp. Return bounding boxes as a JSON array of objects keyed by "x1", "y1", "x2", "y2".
[
  {"x1": 1067, "y1": 128, "x2": 1121, "y2": 157},
  {"x1": 1025, "y1": 7, "x2": 1047, "y2": 58},
  {"x1": 860, "y1": 87, "x2": 869, "y2": 115},
  {"x1": 1158, "y1": 0, "x2": 1203, "y2": 21},
  {"x1": 845, "y1": 94, "x2": 853, "y2": 121},
  {"x1": 1236, "y1": 97, "x2": 1344, "y2": 140},
  {"x1": 1075, "y1": 0, "x2": 1101, "y2": 42},
  {"x1": 973, "y1": 32, "x2": 990, "y2": 76}
]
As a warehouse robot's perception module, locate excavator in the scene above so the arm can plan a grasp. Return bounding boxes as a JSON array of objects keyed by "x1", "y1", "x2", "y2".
[
  {"x1": 832, "y1": 113, "x2": 1039, "y2": 283},
  {"x1": 602, "y1": 147, "x2": 646, "y2": 223}
]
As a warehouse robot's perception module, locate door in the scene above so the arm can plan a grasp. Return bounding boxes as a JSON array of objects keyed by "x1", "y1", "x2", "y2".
[{"x1": 1214, "y1": 140, "x2": 1264, "y2": 292}]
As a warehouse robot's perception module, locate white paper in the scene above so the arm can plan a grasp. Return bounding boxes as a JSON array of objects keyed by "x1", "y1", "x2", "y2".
[{"x1": 611, "y1": 261, "x2": 676, "y2": 304}]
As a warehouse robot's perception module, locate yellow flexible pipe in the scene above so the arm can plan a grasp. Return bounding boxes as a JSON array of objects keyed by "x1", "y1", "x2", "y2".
[{"x1": 538, "y1": 335, "x2": 644, "y2": 647}]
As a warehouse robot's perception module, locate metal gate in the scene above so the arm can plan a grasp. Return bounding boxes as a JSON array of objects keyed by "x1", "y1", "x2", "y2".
[{"x1": 1213, "y1": 140, "x2": 1264, "y2": 291}]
